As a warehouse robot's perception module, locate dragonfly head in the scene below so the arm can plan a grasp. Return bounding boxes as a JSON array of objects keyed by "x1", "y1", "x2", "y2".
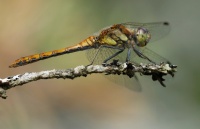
[{"x1": 135, "y1": 27, "x2": 151, "y2": 47}]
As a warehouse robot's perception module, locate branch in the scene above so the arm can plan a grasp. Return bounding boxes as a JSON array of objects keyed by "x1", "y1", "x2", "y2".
[{"x1": 0, "y1": 61, "x2": 177, "y2": 99}]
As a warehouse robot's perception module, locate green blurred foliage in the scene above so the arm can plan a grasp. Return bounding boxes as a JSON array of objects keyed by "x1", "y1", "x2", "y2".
[{"x1": 0, "y1": 0, "x2": 200, "y2": 129}]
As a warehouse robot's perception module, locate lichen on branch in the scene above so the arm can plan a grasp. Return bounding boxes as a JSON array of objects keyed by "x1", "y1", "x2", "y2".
[{"x1": 0, "y1": 61, "x2": 177, "y2": 99}]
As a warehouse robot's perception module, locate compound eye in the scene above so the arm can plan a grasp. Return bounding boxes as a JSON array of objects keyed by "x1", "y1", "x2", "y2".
[
  {"x1": 136, "y1": 27, "x2": 150, "y2": 47},
  {"x1": 137, "y1": 27, "x2": 148, "y2": 34}
]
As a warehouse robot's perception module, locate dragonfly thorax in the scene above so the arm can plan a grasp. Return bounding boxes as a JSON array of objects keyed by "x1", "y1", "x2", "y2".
[{"x1": 135, "y1": 27, "x2": 151, "y2": 47}]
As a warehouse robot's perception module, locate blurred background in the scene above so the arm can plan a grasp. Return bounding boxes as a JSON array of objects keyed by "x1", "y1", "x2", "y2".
[{"x1": 0, "y1": 0, "x2": 199, "y2": 129}]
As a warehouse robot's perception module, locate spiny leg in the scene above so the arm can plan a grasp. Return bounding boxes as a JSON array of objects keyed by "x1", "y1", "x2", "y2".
[
  {"x1": 143, "y1": 47, "x2": 172, "y2": 64},
  {"x1": 103, "y1": 49, "x2": 124, "y2": 64},
  {"x1": 87, "y1": 45, "x2": 124, "y2": 66},
  {"x1": 133, "y1": 47, "x2": 156, "y2": 64}
]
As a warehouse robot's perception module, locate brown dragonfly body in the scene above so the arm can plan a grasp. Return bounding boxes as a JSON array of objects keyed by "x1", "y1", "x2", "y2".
[{"x1": 9, "y1": 22, "x2": 169, "y2": 68}]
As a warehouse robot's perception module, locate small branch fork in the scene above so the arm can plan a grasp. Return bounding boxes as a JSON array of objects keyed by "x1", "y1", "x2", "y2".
[{"x1": 0, "y1": 61, "x2": 177, "y2": 99}]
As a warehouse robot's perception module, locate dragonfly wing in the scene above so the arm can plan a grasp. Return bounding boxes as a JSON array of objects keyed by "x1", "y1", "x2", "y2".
[
  {"x1": 86, "y1": 47, "x2": 121, "y2": 64},
  {"x1": 131, "y1": 47, "x2": 170, "y2": 64},
  {"x1": 122, "y1": 22, "x2": 170, "y2": 42},
  {"x1": 86, "y1": 47, "x2": 141, "y2": 64},
  {"x1": 105, "y1": 74, "x2": 142, "y2": 91},
  {"x1": 86, "y1": 48, "x2": 142, "y2": 91}
]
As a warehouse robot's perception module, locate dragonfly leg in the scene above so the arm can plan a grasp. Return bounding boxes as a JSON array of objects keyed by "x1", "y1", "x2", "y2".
[
  {"x1": 126, "y1": 48, "x2": 132, "y2": 62},
  {"x1": 88, "y1": 45, "x2": 124, "y2": 66},
  {"x1": 133, "y1": 47, "x2": 156, "y2": 64},
  {"x1": 142, "y1": 48, "x2": 171, "y2": 64},
  {"x1": 86, "y1": 45, "x2": 125, "y2": 67},
  {"x1": 103, "y1": 49, "x2": 124, "y2": 64}
]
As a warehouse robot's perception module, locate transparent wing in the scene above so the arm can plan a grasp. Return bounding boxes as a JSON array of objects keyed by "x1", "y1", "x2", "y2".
[
  {"x1": 86, "y1": 47, "x2": 147, "y2": 64},
  {"x1": 122, "y1": 22, "x2": 170, "y2": 42},
  {"x1": 86, "y1": 47, "x2": 121, "y2": 65},
  {"x1": 86, "y1": 45, "x2": 171, "y2": 91},
  {"x1": 131, "y1": 46, "x2": 170, "y2": 64},
  {"x1": 86, "y1": 48, "x2": 142, "y2": 91},
  {"x1": 106, "y1": 74, "x2": 142, "y2": 91}
]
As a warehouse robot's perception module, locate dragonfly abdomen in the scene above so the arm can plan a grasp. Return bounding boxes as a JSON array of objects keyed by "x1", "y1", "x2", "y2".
[{"x1": 9, "y1": 36, "x2": 96, "y2": 68}]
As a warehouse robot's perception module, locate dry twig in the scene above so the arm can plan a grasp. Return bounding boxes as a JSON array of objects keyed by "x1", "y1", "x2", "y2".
[{"x1": 0, "y1": 61, "x2": 177, "y2": 99}]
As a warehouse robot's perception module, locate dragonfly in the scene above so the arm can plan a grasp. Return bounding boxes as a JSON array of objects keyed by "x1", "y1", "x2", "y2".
[{"x1": 9, "y1": 22, "x2": 170, "y2": 90}]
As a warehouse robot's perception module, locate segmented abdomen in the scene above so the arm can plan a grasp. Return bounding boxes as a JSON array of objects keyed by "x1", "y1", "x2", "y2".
[{"x1": 9, "y1": 36, "x2": 96, "y2": 68}]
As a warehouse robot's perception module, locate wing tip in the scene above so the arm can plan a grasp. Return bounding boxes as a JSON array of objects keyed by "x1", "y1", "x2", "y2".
[{"x1": 163, "y1": 22, "x2": 170, "y2": 26}]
